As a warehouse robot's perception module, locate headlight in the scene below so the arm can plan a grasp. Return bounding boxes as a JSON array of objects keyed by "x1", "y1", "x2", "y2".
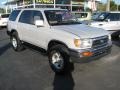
[
  {"x1": 81, "y1": 39, "x2": 93, "y2": 48},
  {"x1": 74, "y1": 39, "x2": 81, "y2": 47},
  {"x1": 74, "y1": 39, "x2": 92, "y2": 48}
]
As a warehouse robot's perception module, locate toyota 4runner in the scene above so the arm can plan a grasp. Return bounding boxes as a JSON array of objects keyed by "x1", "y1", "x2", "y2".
[{"x1": 7, "y1": 8, "x2": 112, "y2": 74}]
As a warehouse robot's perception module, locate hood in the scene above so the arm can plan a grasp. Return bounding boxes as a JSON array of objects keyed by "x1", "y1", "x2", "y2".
[{"x1": 52, "y1": 24, "x2": 109, "y2": 39}]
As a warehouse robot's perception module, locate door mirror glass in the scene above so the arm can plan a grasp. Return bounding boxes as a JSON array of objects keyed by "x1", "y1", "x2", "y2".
[{"x1": 35, "y1": 20, "x2": 44, "y2": 27}]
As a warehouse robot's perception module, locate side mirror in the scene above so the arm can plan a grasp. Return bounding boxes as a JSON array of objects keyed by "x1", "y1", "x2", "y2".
[
  {"x1": 35, "y1": 20, "x2": 44, "y2": 27},
  {"x1": 105, "y1": 19, "x2": 110, "y2": 22}
]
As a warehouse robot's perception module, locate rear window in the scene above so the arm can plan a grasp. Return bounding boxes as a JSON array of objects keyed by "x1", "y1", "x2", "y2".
[
  {"x1": 74, "y1": 13, "x2": 88, "y2": 18},
  {"x1": 1, "y1": 14, "x2": 9, "y2": 18},
  {"x1": 9, "y1": 10, "x2": 21, "y2": 21}
]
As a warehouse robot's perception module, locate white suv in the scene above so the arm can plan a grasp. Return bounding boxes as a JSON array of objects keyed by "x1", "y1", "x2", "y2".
[
  {"x1": 0, "y1": 13, "x2": 9, "y2": 28},
  {"x1": 7, "y1": 8, "x2": 112, "y2": 74},
  {"x1": 90, "y1": 12, "x2": 120, "y2": 39}
]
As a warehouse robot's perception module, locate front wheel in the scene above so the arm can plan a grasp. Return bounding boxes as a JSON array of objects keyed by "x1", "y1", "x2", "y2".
[{"x1": 48, "y1": 45, "x2": 71, "y2": 74}]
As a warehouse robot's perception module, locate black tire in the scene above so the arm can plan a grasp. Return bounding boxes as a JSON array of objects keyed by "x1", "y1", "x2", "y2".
[
  {"x1": 10, "y1": 32, "x2": 24, "y2": 51},
  {"x1": 111, "y1": 31, "x2": 120, "y2": 40},
  {"x1": 48, "y1": 44, "x2": 71, "y2": 74}
]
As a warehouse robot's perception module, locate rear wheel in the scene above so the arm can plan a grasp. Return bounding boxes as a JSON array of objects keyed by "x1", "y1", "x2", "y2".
[
  {"x1": 48, "y1": 44, "x2": 71, "y2": 74},
  {"x1": 10, "y1": 32, "x2": 24, "y2": 51}
]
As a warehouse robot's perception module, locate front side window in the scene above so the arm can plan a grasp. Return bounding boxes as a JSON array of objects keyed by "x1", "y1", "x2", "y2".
[
  {"x1": 44, "y1": 10, "x2": 81, "y2": 26},
  {"x1": 19, "y1": 10, "x2": 33, "y2": 24}
]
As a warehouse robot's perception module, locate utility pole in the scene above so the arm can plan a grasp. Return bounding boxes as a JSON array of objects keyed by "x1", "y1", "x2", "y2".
[
  {"x1": 117, "y1": 0, "x2": 119, "y2": 11},
  {"x1": 106, "y1": 0, "x2": 110, "y2": 11},
  {"x1": 33, "y1": 0, "x2": 36, "y2": 8},
  {"x1": 70, "y1": 0, "x2": 72, "y2": 12},
  {"x1": 6, "y1": 0, "x2": 8, "y2": 14},
  {"x1": 54, "y1": 0, "x2": 56, "y2": 8}
]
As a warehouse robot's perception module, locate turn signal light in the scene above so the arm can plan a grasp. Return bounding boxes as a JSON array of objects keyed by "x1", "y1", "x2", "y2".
[{"x1": 82, "y1": 52, "x2": 93, "y2": 57}]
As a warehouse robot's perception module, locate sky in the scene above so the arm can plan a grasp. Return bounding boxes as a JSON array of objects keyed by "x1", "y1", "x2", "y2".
[
  {"x1": 0, "y1": 0, "x2": 7, "y2": 8},
  {"x1": 0, "y1": 0, "x2": 119, "y2": 8}
]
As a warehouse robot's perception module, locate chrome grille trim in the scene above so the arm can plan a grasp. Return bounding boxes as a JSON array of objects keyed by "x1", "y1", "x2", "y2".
[{"x1": 92, "y1": 35, "x2": 109, "y2": 48}]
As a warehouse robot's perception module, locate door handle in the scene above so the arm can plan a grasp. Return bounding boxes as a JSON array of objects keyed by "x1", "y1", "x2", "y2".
[{"x1": 99, "y1": 24, "x2": 103, "y2": 26}]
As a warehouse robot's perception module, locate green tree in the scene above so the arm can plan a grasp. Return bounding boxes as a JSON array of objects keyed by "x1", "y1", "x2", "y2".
[
  {"x1": 118, "y1": 5, "x2": 120, "y2": 11},
  {"x1": 0, "y1": 8, "x2": 5, "y2": 13},
  {"x1": 110, "y1": 0, "x2": 117, "y2": 11},
  {"x1": 98, "y1": 3, "x2": 106, "y2": 11}
]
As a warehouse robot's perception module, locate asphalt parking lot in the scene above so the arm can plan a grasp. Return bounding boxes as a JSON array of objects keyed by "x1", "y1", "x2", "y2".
[{"x1": 0, "y1": 28, "x2": 120, "y2": 90}]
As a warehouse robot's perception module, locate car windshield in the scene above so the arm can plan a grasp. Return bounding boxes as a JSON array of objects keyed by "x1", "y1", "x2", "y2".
[
  {"x1": 44, "y1": 10, "x2": 81, "y2": 26},
  {"x1": 93, "y1": 12, "x2": 109, "y2": 21}
]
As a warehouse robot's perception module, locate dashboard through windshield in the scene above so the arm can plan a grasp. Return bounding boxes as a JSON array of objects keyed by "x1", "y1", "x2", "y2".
[{"x1": 44, "y1": 10, "x2": 81, "y2": 26}]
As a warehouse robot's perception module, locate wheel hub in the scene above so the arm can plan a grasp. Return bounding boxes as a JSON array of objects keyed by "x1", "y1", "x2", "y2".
[
  {"x1": 51, "y1": 52, "x2": 64, "y2": 69},
  {"x1": 12, "y1": 37, "x2": 17, "y2": 48}
]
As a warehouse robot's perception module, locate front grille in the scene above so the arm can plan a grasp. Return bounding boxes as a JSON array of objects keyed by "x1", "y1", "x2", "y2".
[{"x1": 92, "y1": 36, "x2": 108, "y2": 48}]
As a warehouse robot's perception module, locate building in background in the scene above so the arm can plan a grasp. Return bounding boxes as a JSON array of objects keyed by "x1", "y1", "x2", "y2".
[
  {"x1": 84, "y1": 0, "x2": 101, "y2": 11},
  {"x1": 3, "y1": 0, "x2": 100, "y2": 13}
]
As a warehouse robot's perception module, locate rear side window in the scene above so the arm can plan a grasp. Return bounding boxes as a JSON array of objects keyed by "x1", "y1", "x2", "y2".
[
  {"x1": 9, "y1": 10, "x2": 21, "y2": 21},
  {"x1": 1, "y1": 14, "x2": 9, "y2": 18},
  {"x1": 19, "y1": 10, "x2": 33, "y2": 24}
]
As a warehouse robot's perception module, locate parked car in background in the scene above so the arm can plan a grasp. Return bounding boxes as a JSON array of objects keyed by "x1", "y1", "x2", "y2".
[
  {"x1": 7, "y1": 8, "x2": 112, "y2": 74},
  {"x1": 72, "y1": 12, "x2": 91, "y2": 21},
  {"x1": 0, "y1": 13, "x2": 10, "y2": 28},
  {"x1": 91, "y1": 11, "x2": 102, "y2": 20},
  {"x1": 90, "y1": 12, "x2": 120, "y2": 32},
  {"x1": 89, "y1": 12, "x2": 120, "y2": 40}
]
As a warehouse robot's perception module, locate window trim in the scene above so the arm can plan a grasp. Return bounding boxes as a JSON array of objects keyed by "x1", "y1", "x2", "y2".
[{"x1": 18, "y1": 10, "x2": 44, "y2": 25}]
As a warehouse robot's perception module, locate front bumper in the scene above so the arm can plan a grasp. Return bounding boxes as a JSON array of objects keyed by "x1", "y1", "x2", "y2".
[{"x1": 69, "y1": 44, "x2": 112, "y2": 63}]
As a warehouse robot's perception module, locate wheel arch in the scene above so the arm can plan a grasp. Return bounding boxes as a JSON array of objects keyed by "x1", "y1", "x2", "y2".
[
  {"x1": 47, "y1": 40, "x2": 69, "y2": 51},
  {"x1": 10, "y1": 29, "x2": 18, "y2": 36}
]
